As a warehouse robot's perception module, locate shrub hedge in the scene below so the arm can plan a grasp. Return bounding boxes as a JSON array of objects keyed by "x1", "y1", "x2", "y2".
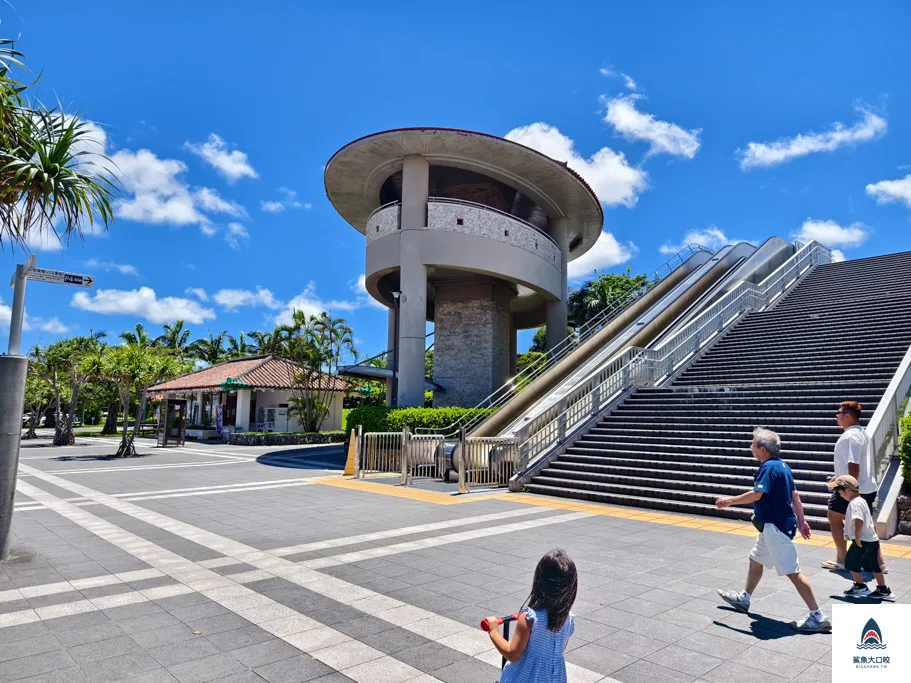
[
  {"x1": 899, "y1": 414, "x2": 911, "y2": 486},
  {"x1": 345, "y1": 406, "x2": 494, "y2": 434},
  {"x1": 231, "y1": 431, "x2": 346, "y2": 446}
]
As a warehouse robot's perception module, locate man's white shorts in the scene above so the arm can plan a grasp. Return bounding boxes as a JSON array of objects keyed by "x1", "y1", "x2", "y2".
[{"x1": 749, "y1": 523, "x2": 800, "y2": 576}]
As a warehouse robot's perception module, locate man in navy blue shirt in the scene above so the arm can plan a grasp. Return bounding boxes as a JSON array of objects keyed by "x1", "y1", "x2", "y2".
[{"x1": 715, "y1": 428, "x2": 830, "y2": 633}]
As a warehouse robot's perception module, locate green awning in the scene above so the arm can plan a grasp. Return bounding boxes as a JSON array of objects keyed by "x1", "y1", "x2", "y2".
[{"x1": 219, "y1": 377, "x2": 253, "y2": 391}]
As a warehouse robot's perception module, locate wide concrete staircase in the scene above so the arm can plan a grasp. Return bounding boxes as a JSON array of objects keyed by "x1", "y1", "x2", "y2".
[{"x1": 526, "y1": 251, "x2": 911, "y2": 528}]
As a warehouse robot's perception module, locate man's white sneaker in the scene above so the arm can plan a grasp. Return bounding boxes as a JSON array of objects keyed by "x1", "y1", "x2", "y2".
[
  {"x1": 717, "y1": 589, "x2": 750, "y2": 613},
  {"x1": 790, "y1": 612, "x2": 832, "y2": 633}
]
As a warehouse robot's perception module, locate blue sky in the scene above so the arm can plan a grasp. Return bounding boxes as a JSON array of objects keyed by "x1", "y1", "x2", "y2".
[{"x1": 2, "y1": 1, "x2": 910, "y2": 357}]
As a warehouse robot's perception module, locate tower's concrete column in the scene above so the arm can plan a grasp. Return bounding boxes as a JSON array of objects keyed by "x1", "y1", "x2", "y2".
[
  {"x1": 509, "y1": 314, "x2": 518, "y2": 377},
  {"x1": 397, "y1": 155, "x2": 429, "y2": 407},
  {"x1": 385, "y1": 307, "x2": 396, "y2": 405},
  {"x1": 545, "y1": 217, "x2": 569, "y2": 352}
]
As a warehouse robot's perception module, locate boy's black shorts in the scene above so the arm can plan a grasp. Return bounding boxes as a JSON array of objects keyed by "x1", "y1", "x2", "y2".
[{"x1": 845, "y1": 540, "x2": 880, "y2": 573}]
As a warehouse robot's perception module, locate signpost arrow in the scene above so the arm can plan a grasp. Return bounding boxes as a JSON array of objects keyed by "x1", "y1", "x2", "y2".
[{"x1": 26, "y1": 268, "x2": 94, "y2": 289}]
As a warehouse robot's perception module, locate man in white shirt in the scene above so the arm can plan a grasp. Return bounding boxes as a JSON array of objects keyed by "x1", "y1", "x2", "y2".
[{"x1": 821, "y1": 401, "x2": 882, "y2": 571}]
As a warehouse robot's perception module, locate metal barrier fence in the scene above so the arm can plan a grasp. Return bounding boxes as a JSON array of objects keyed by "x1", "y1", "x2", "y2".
[
  {"x1": 459, "y1": 435, "x2": 519, "y2": 494},
  {"x1": 404, "y1": 433, "x2": 445, "y2": 485},
  {"x1": 355, "y1": 430, "x2": 404, "y2": 478}
]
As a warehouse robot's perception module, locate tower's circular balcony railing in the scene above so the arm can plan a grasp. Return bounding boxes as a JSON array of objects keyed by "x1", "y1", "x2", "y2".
[{"x1": 366, "y1": 198, "x2": 561, "y2": 266}]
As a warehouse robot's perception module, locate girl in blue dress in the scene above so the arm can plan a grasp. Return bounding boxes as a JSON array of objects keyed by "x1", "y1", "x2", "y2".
[{"x1": 484, "y1": 549, "x2": 577, "y2": 683}]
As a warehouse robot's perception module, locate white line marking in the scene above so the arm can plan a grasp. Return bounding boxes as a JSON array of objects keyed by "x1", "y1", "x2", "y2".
[
  {"x1": 16, "y1": 465, "x2": 607, "y2": 682},
  {"x1": 14, "y1": 477, "x2": 441, "y2": 683}
]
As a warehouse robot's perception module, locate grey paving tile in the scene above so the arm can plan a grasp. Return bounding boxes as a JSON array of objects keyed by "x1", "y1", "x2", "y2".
[
  {"x1": 170, "y1": 602, "x2": 230, "y2": 623},
  {"x1": 0, "y1": 649, "x2": 76, "y2": 681},
  {"x1": 566, "y1": 642, "x2": 638, "y2": 676},
  {"x1": 103, "y1": 601, "x2": 165, "y2": 621},
  {"x1": 15, "y1": 667, "x2": 89, "y2": 683},
  {"x1": 183, "y1": 612, "x2": 252, "y2": 635},
  {"x1": 78, "y1": 651, "x2": 162, "y2": 683},
  {"x1": 206, "y1": 625, "x2": 276, "y2": 651},
  {"x1": 430, "y1": 656, "x2": 502, "y2": 683},
  {"x1": 646, "y1": 644, "x2": 725, "y2": 678},
  {"x1": 149, "y1": 638, "x2": 223, "y2": 667},
  {"x1": 117, "y1": 610, "x2": 185, "y2": 634},
  {"x1": 702, "y1": 662, "x2": 788, "y2": 683},
  {"x1": 253, "y1": 654, "x2": 337, "y2": 682},
  {"x1": 69, "y1": 635, "x2": 142, "y2": 664},
  {"x1": 132, "y1": 624, "x2": 202, "y2": 649},
  {"x1": 0, "y1": 621, "x2": 51, "y2": 645},
  {"x1": 229, "y1": 639, "x2": 302, "y2": 668},
  {"x1": 792, "y1": 662, "x2": 832, "y2": 683},
  {"x1": 0, "y1": 634, "x2": 62, "y2": 663},
  {"x1": 731, "y1": 644, "x2": 814, "y2": 679},
  {"x1": 673, "y1": 631, "x2": 752, "y2": 659},
  {"x1": 612, "y1": 659, "x2": 699, "y2": 683},
  {"x1": 394, "y1": 641, "x2": 468, "y2": 673},
  {"x1": 359, "y1": 627, "x2": 431, "y2": 655},
  {"x1": 56, "y1": 622, "x2": 125, "y2": 648},
  {"x1": 167, "y1": 653, "x2": 247, "y2": 683},
  {"x1": 44, "y1": 610, "x2": 110, "y2": 632}
]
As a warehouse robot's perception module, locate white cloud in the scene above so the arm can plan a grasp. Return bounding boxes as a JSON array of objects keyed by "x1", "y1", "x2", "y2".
[
  {"x1": 0, "y1": 299, "x2": 70, "y2": 334},
  {"x1": 22, "y1": 221, "x2": 64, "y2": 252},
  {"x1": 737, "y1": 104, "x2": 887, "y2": 170},
  {"x1": 866, "y1": 173, "x2": 911, "y2": 208},
  {"x1": 505, "y1": 123, "x2": 648, "y2": 207},
  {"x1": 213, "y1": 286, "x2": 283, "y2": 312},
  {"x1": 276, "y1": 283, "x2": 325, "y2": 326},
  {"x1": 568, "y1": 231, "x2": 637, "y2": 279},
  {"x1": 193, "y1": 187, "x2": 246, "y2": 217},
  {"x1": 793, "y1": 219, "x2": 869, "y2": 248},
  {"x1": 831, "y1": 249, "x2": 846, "y2": 263},
  {"x1": 603, "y1": 94, "x2": 701, "y2": 159},
  {"x1": 184, "y1": 133, "x2": 258, "y2": 183},
  {"x1": 71, "y1": 287, "x2": 215, "y2": 324},
  {"x1": 352, "y1": 274, "x2": 385, "y2": 310},
  {"x1": 83, "y1": 259, "x2": 139, "y2": 276},
  {"x1": 225, "y1": 222, "x2": 249, "y2": 250},
  {"x1": 622, "y1": 74, "x2": 637, "y2": 91},
  {"x1": 112, "y1": 148, "x2": 249, "y2": 239},
  {"x1": 660, "y1": 226, "x2": 752, "y2": 254},
  {"x1": 260, "y1": 187, "x2": 310, "y2": 213},
  {"x1": 184, "y1": 287, "x2": 208, "y2": 301}
]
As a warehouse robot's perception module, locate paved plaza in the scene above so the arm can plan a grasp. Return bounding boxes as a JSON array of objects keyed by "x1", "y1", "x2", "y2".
[{"x1": 2, "y1": 438, "x2": 910, "y2": 683}]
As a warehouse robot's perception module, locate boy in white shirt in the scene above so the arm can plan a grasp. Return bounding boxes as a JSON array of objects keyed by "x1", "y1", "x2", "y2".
[{"x1": 828, "y1": 475, "x2": 891, "y2": 599}]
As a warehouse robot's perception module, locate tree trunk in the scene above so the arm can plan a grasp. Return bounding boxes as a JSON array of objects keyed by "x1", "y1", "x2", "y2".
[
  {"x1": 101, "y1": 401, "x2": 119, "y2": 434},
  {"x1": 54, "y1": 379, "x2": 84, "y2": 446},
  {"x1": 23, "y1": 402, "x2": 43, "y2": 440},
  {"x1": 117, "y1": 394, "x2": 136, "y2": 457},
  {"x1": 132, "y1": 391, "x2": 148, "y2": 439}
]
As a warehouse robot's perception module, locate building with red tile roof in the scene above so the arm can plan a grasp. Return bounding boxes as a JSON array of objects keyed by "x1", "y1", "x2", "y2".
[{"x1": 147, "y1": 356, "x2": 348, "y2": 434}]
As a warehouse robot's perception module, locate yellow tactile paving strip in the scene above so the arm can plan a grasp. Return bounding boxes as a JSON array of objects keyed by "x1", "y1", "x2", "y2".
[{"x1": 315, "y1": 476, "x2": 911, "y2": 559}]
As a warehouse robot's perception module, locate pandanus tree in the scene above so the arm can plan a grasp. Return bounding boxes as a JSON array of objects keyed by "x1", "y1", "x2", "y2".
[
  {"x1": 22, "y1": 371, "x2": 53, "y2": 439},
  {"x1": 51, "y1": 332, "x2": 107, "y2": 445},
  {"x1": 0, "y1": 40, "x2": 117, "y2": 249},
  {"x1": 283, "y1": 311, "x2": 355, "y2": 432},
  {"x1": 100, "y1": 343, "x2": 189, "y2": 457}
]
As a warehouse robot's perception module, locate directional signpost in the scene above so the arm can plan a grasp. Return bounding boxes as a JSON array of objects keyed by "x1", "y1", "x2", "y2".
[{"x1": 1, "y1": 258, "x2": 96, "y2": 558}]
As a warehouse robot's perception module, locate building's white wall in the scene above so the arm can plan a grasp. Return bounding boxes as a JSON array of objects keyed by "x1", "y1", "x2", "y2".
[{"x1": 251, "y1": 390, "x2": 344, "y2": 433}]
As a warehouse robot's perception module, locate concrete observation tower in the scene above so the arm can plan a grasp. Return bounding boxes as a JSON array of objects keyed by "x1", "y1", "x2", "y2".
[{"x1": 325, "y1": 128, "x2": 603, "y2": 408}]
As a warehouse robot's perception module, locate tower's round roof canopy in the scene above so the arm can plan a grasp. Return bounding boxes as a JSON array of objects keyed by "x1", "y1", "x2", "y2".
[{"x1": 324, "y1": 128, "x2": 604, "y2": 259}]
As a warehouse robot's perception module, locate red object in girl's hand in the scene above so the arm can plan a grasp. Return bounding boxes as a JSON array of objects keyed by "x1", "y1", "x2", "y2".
[{"x1": 480, "y1": 613, "x2": 519, "y2": 631}]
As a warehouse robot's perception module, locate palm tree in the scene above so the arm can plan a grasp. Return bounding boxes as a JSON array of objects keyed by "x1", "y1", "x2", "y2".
[
  {"x1": 189, "y1": 330, "x2": 227, "y2": 366},
  {"x1": 157, "y1": 320, "x2": 191, "y2": 352},
  {"x1": 225, "y1": 331, "x2": 253, "y2": 359},
  {"x1": 119, "y1": 323, "x2": 151, "y2": 347},
  {"x1": 1, "y1": 39, "x2": 117, "y2": 248}
]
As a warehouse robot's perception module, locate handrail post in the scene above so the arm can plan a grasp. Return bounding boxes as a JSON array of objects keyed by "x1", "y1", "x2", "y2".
[
  {"x1": 591, "y1": 381, "x2": 601, "y2": 416},
  {"x1": 400, "y1": 426, "x2": 410, "y2": 485},
  {"x1": 354, "y1": 425, "x2": 363, "y2": 479},
  {"x1": 458, "y1": 428, "x2": 468, "y2": 494},
  {"x1": 557, "y1": 398, "x2": 567, "y2": 443}
]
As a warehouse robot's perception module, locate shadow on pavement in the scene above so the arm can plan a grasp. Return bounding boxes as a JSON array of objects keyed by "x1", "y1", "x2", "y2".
[
  {"x1": 711, "y1": 609, "x2": 802, "y2": 641},
  {"x1": 255, "y1": 445, "x2": 345, "y2": 470}
]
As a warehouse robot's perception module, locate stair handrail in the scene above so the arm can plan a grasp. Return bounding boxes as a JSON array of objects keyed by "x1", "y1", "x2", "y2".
[
  {"x1": 416, "y1": 244, "x2": 712, "y2": 437},
  {"x1": 865, "y1": 342, "x2": 911, "y2": 483},
  {"x1": 512, "y1": 240, "x2": 833, "y2": 474}
]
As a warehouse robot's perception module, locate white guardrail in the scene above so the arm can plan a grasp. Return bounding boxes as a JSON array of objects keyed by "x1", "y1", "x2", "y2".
[
  {"x1": 867, "y1": 344, "x2": 911, "y2": 483},
  {"x1": 510, "y1": 240, "x2": 833, "y2": 478}
]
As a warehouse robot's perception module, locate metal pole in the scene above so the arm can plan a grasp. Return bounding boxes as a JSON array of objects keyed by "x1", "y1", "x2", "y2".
[
  {"x1": 392, "y1": 293, "x2": 401, "y2": 407},
  {"x1": 0, "y1": 355, "x2": 28, "y2": 559},
  {"x1": 8, "y1": 266, "x2": 28, "y2": 356}
]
